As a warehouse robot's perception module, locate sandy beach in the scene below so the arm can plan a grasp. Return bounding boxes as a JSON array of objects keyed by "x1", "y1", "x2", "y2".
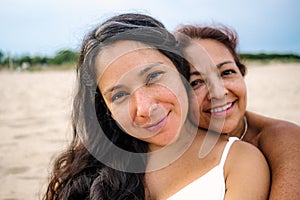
[{"x1": 0, "y1": 63, "x2": 299, "y2": 200}]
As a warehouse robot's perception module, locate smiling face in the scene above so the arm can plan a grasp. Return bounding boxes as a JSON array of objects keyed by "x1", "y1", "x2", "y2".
[
  {"x1": 185, "y1": 39, "x2": 247, "y2": 134},
  {"x1": 96, "y1": 40, "x2": 188, "y2": 150}
]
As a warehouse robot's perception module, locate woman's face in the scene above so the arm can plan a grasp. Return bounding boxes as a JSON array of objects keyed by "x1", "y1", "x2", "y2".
[
  {"x1": 185, "y1": 39, "x2": 246, "y2": 134},
  {"x1": 96, "y1": 41, "x2": 188, "y2": 150}
]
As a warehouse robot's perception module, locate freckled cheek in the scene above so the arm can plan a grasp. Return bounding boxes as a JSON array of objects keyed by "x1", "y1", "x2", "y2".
[
  {"x1": 156, "y1": 86, "x2": 179, "y2": 103},
  {"x1": 171, "y1": 90, "x2": 188, "y2": 118},
  {"x1": 110, "y1": 104, "x2": 133, "y2": 130}
]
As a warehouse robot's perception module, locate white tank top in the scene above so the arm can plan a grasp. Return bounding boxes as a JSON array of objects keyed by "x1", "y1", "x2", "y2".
[{"x1": 168, "y1": 137, "x2": 239, "y2": 200}]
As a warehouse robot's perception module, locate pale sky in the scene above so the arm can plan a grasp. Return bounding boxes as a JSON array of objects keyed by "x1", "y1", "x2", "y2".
[{"x1": 1, "y1": 0, "x2": 299, "y2": 56}]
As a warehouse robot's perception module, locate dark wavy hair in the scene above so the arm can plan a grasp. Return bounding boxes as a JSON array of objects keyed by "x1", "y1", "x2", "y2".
[
  {"x1": 43, "y1": 13, "x2": 190, "y2": 200},
  {"x1": 174, "y1": 24, "x2": 247, "y2": 76}
]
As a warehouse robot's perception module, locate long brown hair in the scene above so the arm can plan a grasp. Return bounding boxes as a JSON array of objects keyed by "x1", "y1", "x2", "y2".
[{"x1": 43, "y1": 13, "x2": 190, "y2": 200}]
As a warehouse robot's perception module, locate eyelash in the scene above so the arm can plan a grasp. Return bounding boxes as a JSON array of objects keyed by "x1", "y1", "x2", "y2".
[
  {"x1": 146, "y1": 71, "x2": 164, "y2": 85},
  {"x1": 221, "y1": 69, "x2": 236, "y2": 76},
  {"x1": 111, "y1": 91, "x2": 129, "y2": 103},
  {"x1": 190, "y1": 78, "x2": 205, "y2": 88}
]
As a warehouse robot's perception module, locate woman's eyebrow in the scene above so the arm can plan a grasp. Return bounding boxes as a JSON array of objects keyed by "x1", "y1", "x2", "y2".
[
  {"x1": 139, "y1": 62, "x2": 163, "y2": 76},
  {"x1": 190, "y1": 66, "x2": 206, "y2": 76},
  {"x1": 190, "y1": 70, "x2": 202, "y2": 76},
  {"x1": 216, "y1": 61, "x2": 233, "y2": 68},
  {"x1": 104, "y1": 85, "x2": 124, "y2": 95}
]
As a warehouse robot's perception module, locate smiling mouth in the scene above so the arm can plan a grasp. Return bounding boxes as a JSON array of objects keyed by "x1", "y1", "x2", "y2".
[
  {"x1": 145, "y1": 115, "x2": 168, "y2": 132},
  {"x1": 206, "y1": 101, "x2": 236, "y2": 114}
]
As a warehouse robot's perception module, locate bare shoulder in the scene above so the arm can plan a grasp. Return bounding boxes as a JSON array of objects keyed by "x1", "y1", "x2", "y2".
[
  {"x1": 247, "y1": 111, "x2": 300, "y2": 173},
  {"x1": 246, "y1": 111, "x2": 300, "y2": 148},
  {"x1": 226, "y1": 139, "x2": 267, "y2": 169},
  {"x1": 257, "y1": 116, "x2": 300, "y2": 157},
  {"x1": 225, "y1": 139, "x2": 269, "y2": 179},
  {"x1": 224, "y1": 139, "x2": 270, "y2": 200},
  {"x1": 246, "y1": 111, "x2": 300, "y2": 199}
]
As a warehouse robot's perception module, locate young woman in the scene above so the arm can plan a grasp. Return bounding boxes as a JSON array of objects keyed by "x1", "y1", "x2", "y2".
[
  {"x1": 43, "y1": 13, "x2": 269, "y2": 199},
  {"x1": 175, "y1": 24, "x2": 300, "y2": 200}
]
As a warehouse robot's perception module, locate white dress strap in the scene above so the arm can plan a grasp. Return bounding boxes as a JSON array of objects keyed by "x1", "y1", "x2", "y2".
[{"x1": 219, "y1": 137, "x2": 239, "y2": 168}]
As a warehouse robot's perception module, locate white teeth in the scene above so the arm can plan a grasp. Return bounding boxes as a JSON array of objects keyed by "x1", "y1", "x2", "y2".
[{"x1": 210, "y1": 103, "x2": 232, "y2": 113}]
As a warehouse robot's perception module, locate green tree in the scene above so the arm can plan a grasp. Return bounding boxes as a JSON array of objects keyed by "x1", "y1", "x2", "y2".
[
  {"x1": 0, "y1": 50, "x2": 4, "y2": 64},
  {"x1": 18, "y1": 55, "x2": 32, "y2": 65},
  {"x1": 49, "y1": 49, "x2": 78, "y2": 65}
]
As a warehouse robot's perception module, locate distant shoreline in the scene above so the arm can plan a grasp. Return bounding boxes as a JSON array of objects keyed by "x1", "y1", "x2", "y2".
[
  {"x1": 1, "y1": 60, "x2": 300, "y2": 73},
  {"x1": 1, "y1": 50, "x2": 299, "y2": 72}
]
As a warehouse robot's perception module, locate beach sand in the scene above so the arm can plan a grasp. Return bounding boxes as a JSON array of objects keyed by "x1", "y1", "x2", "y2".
[
  {"x1": 245, "y1": 62, "x2": 300, "y2": 125},
  {"x1": 0, "y1": 63, "x2": 299, "y2": 199}
]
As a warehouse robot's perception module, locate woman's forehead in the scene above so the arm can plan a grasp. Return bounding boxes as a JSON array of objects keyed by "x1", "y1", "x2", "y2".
[
  {"x1": 95, "y1": 40, "x2": 152, "y2": 76},
  {"x1": 96, "y1": 41, "x2": 178, "y2": 91}
]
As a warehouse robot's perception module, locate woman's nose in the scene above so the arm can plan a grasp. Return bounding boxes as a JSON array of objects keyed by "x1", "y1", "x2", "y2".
[
  {"x1": 130, "y1": 87, "x2": 157, "y2": 122},
  {"x1": 207, "y1": 77, "x2": 227, "y2": 100}
]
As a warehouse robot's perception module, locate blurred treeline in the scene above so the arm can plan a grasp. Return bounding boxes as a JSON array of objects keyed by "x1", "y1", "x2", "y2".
[
  {"x1": 240, "y1": 53, "x2": 300, "y2": 63},
  {"x1": 0, "y1": 49, "x2": 300, "y2": 71},
  {"x1": 0, "y1": 49, "x2": 78, "y2": 71}
]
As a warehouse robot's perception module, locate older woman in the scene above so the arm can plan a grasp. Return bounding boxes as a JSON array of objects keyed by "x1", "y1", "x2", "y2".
[{"x1": 175, "y1": 24, "x2": 300, "y2": 200}]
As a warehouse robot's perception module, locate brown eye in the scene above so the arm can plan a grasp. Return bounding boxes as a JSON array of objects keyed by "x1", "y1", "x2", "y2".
[
  {"x1": 190, "y1": 79, "x2": 205, "y2": 88},
  {"x1": 222, "y1": 69, "x2": 236, "y2": 76}
]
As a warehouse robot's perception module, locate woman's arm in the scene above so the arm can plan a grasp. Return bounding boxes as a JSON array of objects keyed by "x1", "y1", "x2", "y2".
[
  {"x1": 224, "y1": 141, "x2": 270, "y2": 200},
  {"x1": 259, "y1": 121, "x2": 300, "y2": 200}
]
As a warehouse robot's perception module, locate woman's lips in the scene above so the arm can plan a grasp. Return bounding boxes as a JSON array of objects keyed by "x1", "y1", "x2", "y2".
[{"x1": 145, "y1": 115, "x2": 168, "y2": 132}]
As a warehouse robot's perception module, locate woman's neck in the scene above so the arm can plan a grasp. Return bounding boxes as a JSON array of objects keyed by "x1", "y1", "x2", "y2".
[
  {"x1": 146, "y1": 119, "x2": 198, "y2": 172},
  {"x1": 228, "y1": 116, "x2": 247, "y2": 140}
]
